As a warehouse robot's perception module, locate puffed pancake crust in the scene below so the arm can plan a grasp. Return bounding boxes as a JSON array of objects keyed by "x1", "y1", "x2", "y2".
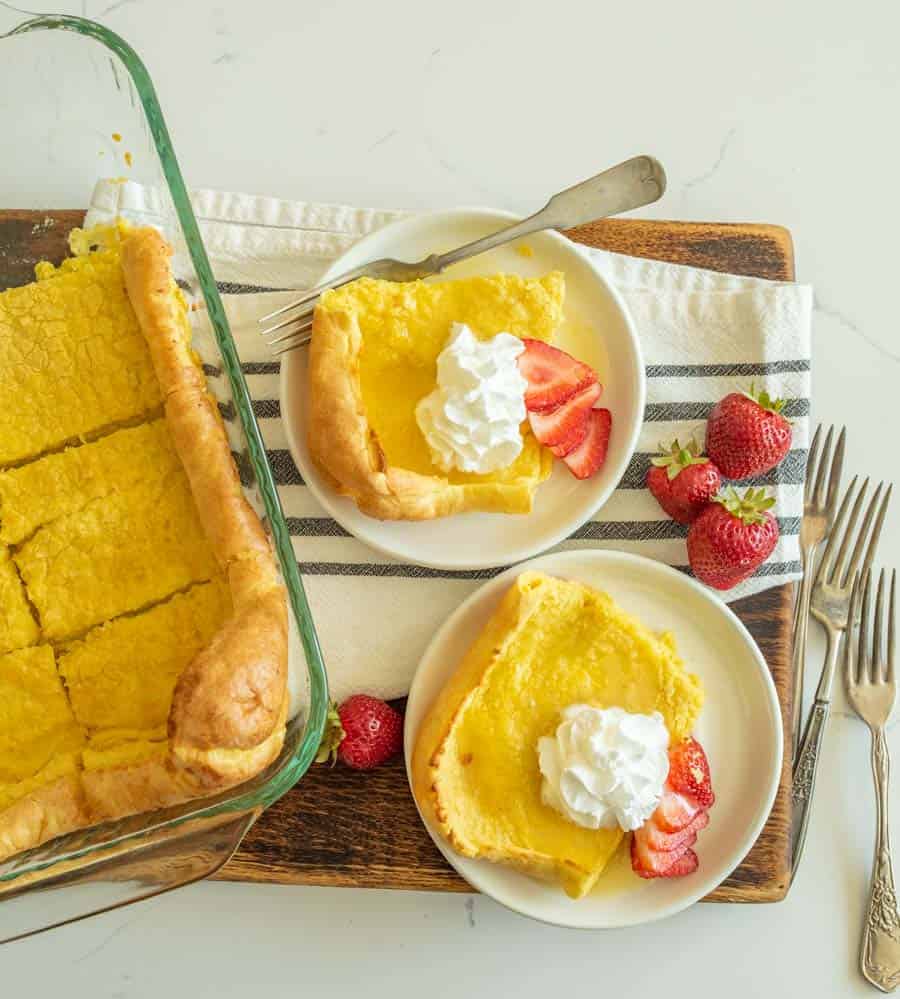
[
  {"x1": 307, "y1": 273, "x2": 564, "y2": 520},
  {"x1": 411, "y1": 572, "x2": 704, "y2": 899},
  {"x1": 0, "y1": 224, "x2": 287, "y2": 862}
]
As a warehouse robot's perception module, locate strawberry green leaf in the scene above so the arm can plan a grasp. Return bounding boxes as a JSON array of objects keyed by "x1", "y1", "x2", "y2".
[
  {"x1": 713, "y1": 486, "x2": 777, "y2": 524},
  {"x1": 315, "y1": 702, "x2": 345, "y2": 765},
  {"x1": 743, "y1": 381, "x2": 787, "y2": 414},
  {"x1": 651, "y1": 437, "x2": 710, "y2": 480}
]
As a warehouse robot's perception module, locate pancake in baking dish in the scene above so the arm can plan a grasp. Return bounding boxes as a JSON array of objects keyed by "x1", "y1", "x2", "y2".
[
  {"x1": 0, "y1": 241, "x2": 161, "y2": 467},
  {"x1": 0, "y1": 419, "x2": 179, "y2": 546},
  {"x1": 0, "y1": 646, "x2": 88, "y2": 860},
  {"x1": 57, "y1": 579, "x2": 232, "y2": 819},
  {"x1": 0, "y1": 548, "x2": 38, "y2": 654},
  {"x1": 412, "y1": 572, "x2": 704, "y2": 898},
  {"x1": 308, "y1": 272, "x2": 564, "y2": 520},
  {"x1": 0, "y1": 223, "x2": 288, "y2": 861},
  {"x1": 15, "y1": 465, "x2": 218, "y2": 641},
  {"x1": 59, "y1": 580, "x2": 231, "y2": 737}
]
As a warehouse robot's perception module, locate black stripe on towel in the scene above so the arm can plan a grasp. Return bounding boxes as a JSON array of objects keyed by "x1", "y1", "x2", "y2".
[
  {"x1": 242, "y1": 361, "x2": 281, "y2": 375},
  {"x1": 620, "y1": 449, "x2": 806, "y2": 489},
  {"x1": 675, "y1": 559, "x2": 802, "y2": 579},
  {"x1": 240, "y1": 397, "x2": 812, "y2": 425},
  {"x1": 263, "y1": 447, "x2": 805, "y2": 489},
  {"x1": 286, "y1": 516, "x2": 800, "y2": 541},
  {"x1": 295, "y1": 559, "x2": 801, "y2": 584},
  {"x1": 235, "y1": 360, "x2": 811, "y2": 381},
  {"x1": 268, "y1": 449, "x2": 305, "y2": 485},
  {"x1": 298, "y1": 561, "x2": 503, "y2": 580},
  {"x1": 253, "y1": 399, "x2": 281, "y2": 419},
  {"x1": 218, "y1": 282, "x2": 290, "y2": 295},
  {"x1": 645, "y1": 360, "x2": 809, "y2": 377},
  {"x1": 644, "y1": 398, "x2": 808, "y2": 422},
  {"x1": 288, "y1": 517, "x2": 351, "y2": 537}
]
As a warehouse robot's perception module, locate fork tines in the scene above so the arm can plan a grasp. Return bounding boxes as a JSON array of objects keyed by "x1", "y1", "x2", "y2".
[
  {"x1": 846, "y1": 567, "x2": 897, "y2": 688},
  {"x1": 805, "y1": 424, "x2": 846, "y2": 524},
  {"x1": 816, "y1": 478, "x2": 893, "y2": 591},
  {"x1": 258, "y1": 295, "x2": 319, "y2": 355},
  {"x1": 257, "y1": 265, "x2": 370, "y2": 355}
]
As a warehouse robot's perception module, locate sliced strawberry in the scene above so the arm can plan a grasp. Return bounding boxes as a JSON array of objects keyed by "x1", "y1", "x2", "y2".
[
  {"x1": 528, "y1": 381, "x2": 601, "y2": 450},
  {"x1": 642, "y1": 809, "x2": 709, "y2": 852},
  {"x1": 632, "y1": 828, "x2": 685, "y2": 876},
  {"x1": 550, "y1": 435, "x2": 584, "y2": 459},
  {"x1": 659, "y1": 848, "x2": 699, "y2": 878},
  {"x1": 631, "y1": 831, "x2": 696, "y2": 879},
  {"x1": 654, "y1": 787, "x2": 701, "y2": 833},
  {"x1": 562, "y1": 408, "x2": 612, "y2": 480},
  {"x1": 667, "y1": 737, "x2": 715, "y2": 809},
  {"x1": 517, "y1": 339, "x2": 597, "y2": 411}
]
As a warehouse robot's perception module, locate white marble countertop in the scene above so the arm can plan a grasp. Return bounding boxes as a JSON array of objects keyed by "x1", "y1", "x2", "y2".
[{"x1": 3, "y1": 0, "x2": 898, "y2": 995}]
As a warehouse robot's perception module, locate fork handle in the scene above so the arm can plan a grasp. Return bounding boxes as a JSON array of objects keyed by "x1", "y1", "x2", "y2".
[
  {"x1": 791, "y1": 542, "x2": 818, "y2": 763},
  {"x1": 790, "y1": 699, "x2": 830, "y2": 874},
  {"x1": 861, "y1": 725, "x2": 900, "y2": 993},
  {"x1": 429, "y1": 156, "x2": 666, "y2": 273}
]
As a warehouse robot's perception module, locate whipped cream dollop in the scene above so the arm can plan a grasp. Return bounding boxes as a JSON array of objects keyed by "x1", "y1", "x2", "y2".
[
  {"x1": 537, "y1": 705, "x2": 670, "y2": 832},
  {"x1": 415, "y1": 324, "x2": 527, "y2": 474}
]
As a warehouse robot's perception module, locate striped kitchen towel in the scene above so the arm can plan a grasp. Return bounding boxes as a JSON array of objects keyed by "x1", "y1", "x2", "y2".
[{"x1": 87, "y1": 181, "x2": 811, "y2": 701}]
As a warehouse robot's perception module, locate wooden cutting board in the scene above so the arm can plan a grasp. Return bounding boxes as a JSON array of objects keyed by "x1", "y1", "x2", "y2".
[{"x1": 0, "y1": 212, "x2": 794, "y2": 903}]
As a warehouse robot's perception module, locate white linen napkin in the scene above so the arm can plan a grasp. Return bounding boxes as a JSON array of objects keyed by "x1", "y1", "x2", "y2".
[{"x1": 86, "y1": 181, "x2": 811, "y2": 702}]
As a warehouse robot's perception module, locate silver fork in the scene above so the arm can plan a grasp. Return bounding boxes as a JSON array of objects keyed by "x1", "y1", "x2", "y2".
[
  {"x1": 845, "y1": 568, "x2": 900, "y2": 993},
  {"x1": 792, "y1": 424, "x2": 846, "y2": 759},
  {"x1": 257, "y1": 155, "x2": 666, "y2": 354},
  {"x1": 791, "y1": 476, "x2": 893, "y2": 872}
]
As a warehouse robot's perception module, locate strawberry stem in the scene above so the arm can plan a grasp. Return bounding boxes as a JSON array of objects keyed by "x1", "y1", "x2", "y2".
[
  {"x1": 744, "y1": 381, "x2": 787, "y2": 414},
  {"x1": 713, "y1": 486, "x2": 776, "y2": 525},
  {"x1": 650, "y1": 437, "x2": 709, "y2": 481},
  {"x1": 315, "y1": 701, "x2": 345, "y2": 765}
]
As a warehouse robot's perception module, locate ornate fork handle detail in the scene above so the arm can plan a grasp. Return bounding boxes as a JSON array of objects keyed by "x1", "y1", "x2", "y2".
[
  {"x1": 862, "y1": 726, "x2": 900, "y2": 993},
  {"x1": 790, "y1": 700, "x2": 830, "y2": 873}
]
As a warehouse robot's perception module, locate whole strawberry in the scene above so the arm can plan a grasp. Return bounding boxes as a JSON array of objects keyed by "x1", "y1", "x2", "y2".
[
  {"x1": 646, "y1": 438, "x2": 721, "y2": 524},
  {"x1": 316, "y1": 695, "x2": 403, "y2": 770},
  {"x1": 706, "y1": 385, "x2": 792, "y2": 480},
  {"x1": 687, "y1": 487, "x2": 779, "y2": 590}
]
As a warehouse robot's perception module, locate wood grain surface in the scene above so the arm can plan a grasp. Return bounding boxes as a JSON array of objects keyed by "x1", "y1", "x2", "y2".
[{"x1": 0, "y1": 211, "x2": 794, "y2": 903}]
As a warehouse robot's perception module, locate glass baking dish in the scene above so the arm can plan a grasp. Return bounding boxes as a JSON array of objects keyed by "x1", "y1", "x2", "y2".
[{"x1": 0, "y1": 6, "x2": 329, "y2": 941}]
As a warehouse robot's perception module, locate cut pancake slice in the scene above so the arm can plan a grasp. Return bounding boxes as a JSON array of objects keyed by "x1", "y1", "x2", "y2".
[
  {"x1": 0, "y1": 646, "x2": 88, "y2": 859},
  {"x1": 0, "y1": 242, "x2": 161, "y2": 467},
  {"x1": 58, "y1": 579, "x2": 232, "y2": 735},
  {"x1": 0, "y1": 547, "x2": 38, "y2": 654},
  {"x1": 15, "y1": 467, "x2": 217, "y2": 641},
  {"x1": 309, "y1": 272, "x2": 564, "y2": 520},
  {"x1": 0, "y1": 419, "x2": 179, "y2": 546},
  {"x1": 0, "y1": 645, "x2": 85, "y2": 800},
  {"x1": 412, "y1": 572, "x2": 704, "y2": 899}
]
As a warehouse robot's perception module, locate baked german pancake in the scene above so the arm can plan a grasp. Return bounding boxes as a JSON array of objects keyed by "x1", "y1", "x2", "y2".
[
  {"x1": 412, "y1": 572, "x2": 705, "y2": 898},
  {"x1": 307, "y1": 272, "x2": 565, "y2": 520},
  {"x1": 0, "y1": 223, "x2": 287, "y2": 860}
]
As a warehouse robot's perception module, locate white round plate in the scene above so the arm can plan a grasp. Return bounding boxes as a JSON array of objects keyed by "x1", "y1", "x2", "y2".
[
  {"x1": 281, "y1": 208, "x2": 645, "y2": 570},
  {"x1": 403, "y1": 549, "x2": 783, "y2": 929}
]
